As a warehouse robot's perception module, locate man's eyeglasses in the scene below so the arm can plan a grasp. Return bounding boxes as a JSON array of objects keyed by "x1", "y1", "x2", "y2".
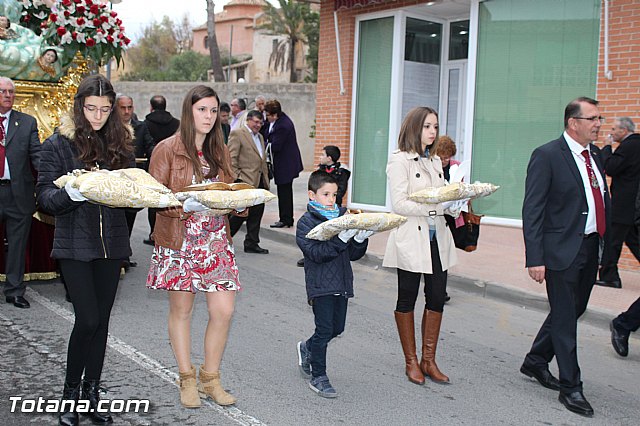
[
  {"x1": 84, "y1": 105, "x2": 113, "y2": 114},
  {"x1": 0, "y1": 89, "x2": 15, "y2": 95},
  {"x1": 573, "y1": 116, "x2": 605, "y2": 124}
]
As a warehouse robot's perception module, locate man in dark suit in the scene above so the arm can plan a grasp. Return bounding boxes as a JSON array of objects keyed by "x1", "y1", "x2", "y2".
[
  {"x1": 610, "y1": 190, "x2": 640, "y2": 356},
  {"x1": 521, "y1": 97, "x2": 609, "y2": 417},
  {"x1": 143, "y1": 95, "x2": 179, "y2": 245},
  {"x1": 610, "y1": 296, "x2": 640, "y2": 357},
  {"x1": 0, "y1": 77, "x2": 41, "y2": 309},
  {"x1": 596, "y1": 117, "x2": 640, "y2": 288},
  {"x1": 117, "y1": 94, "x2": 154, "y2": 267},
  {"x1": 264, "y1": 99, "x2": 304, "y2": 228},
  {"x1": 228, "y1": 110, "x2": 270, "y2": 254},
  {"x1": 219, "y1": 102, "x2": 231, "y2": 144}
]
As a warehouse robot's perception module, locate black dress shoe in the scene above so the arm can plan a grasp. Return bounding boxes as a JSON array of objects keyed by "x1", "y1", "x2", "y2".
[
  {"x1": 6, "y1": 296, "x2": 30, "y2": 309},
  {"x1": 610, "y1": 321, "x2": 629, "y2": 357},
  {"x1": 520, "y1": 363, "x2": 560, "y2": 390},
  {"x1": 444, "y1": 292, "x2": 451, "y2": 303},
  {"x1": 244, "y1": 246, "x2": 269, "y2": 254},
  {"x1": 270, "y1": 221, "x2": 292, "y2": 228},
  {"x1": 129, "y1": 261, "x2": 138, "y2": 267},
  {"x1": 142, "y1": 238, "x2": 155, "y2": 246},
  {"x1": 559, "y1": 391, "x2": 594, "y2": 417},
  {"x1": 595, "y1": 279, "x2": 622, "y2": 288},
  {"x1": 297, "y1": 258, "x2": 305, "y2": 267}
]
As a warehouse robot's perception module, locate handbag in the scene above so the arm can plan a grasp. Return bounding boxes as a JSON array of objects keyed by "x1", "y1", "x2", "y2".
[
  {"x1": 445, "y1": 203, "x2": 482, "y2": 252},
  {"x1": 265, "y1": 143, "x2": 274, "y2": 180}
]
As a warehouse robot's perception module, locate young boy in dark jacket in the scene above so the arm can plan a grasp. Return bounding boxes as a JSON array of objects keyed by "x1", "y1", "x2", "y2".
[
  {"x1": 296, "y1": 145, "x2": 352, "y2": 267},
  {"x1": 295, "y1": 171, "x2": 372, "y2": 398},
  {"x1": 318, "y1": 145, "x2": 351, "y2": 206}
]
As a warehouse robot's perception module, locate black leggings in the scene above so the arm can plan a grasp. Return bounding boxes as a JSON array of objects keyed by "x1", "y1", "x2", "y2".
[
  {"x1": 396, "y1": 240, "x2": 447, "y2": 313},
  {"x1": 59, "y1": 259, "x2": 121, "y2": 384}
]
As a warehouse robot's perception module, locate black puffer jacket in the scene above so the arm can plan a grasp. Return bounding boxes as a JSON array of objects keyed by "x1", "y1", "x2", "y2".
[
  {"x1": 36, "y1": 118, "x2": 132, "y2": 261},
  {"x1": 296, "y1": 206, "x2": 367, "y2": 302}
]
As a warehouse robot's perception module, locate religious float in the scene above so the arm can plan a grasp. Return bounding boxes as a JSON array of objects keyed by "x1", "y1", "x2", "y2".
[{"x1": 0, "y1": 0, "x2": 129, "y2": 281}]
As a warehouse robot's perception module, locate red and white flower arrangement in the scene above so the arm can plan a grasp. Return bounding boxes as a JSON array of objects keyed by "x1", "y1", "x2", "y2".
[{"x1": 22, "y1": 0, "x2": 131, "y2": 66}]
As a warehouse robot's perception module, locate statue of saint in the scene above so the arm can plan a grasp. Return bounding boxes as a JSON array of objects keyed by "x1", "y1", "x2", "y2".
[{"x1": 0, "y1": 1, "x2": 67, "y2": 82}]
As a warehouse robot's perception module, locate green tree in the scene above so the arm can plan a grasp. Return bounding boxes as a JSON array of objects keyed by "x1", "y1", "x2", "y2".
[
  {"x1": 122, "y1": 17, "x2": 177, "y2": 80},
  {"x1": 303, "y1": 9, "x2": 319, "y2": 82},
  {"x1": 174, "y1": 14, "x2": 194, "y2": 54},
  {"x1": 260, "y1": 0, "x2": 315, "y2": 83},
  {"x1": 165, "y1": 51, "x2": 211, "y2": 81},
  {"x1": 206, "y1": 0, "x2": 226, "y2": 82}
]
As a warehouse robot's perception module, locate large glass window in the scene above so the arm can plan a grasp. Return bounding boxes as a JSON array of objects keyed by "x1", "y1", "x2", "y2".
[
  {"x1": 471, "y1": 0, "x2": 600, "y2": 219},
  {"x1": 402, "y1": 18, "x2": 442, "y2": 119},
  {"x1": 351, "y1": 17, "x2": 394, "y2": 206}
]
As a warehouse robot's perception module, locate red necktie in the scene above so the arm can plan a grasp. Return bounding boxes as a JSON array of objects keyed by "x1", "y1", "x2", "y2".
[
  {"x1": 0, "y1": 116, "x2": 5, "y2": 177},
  {"x1": 581, "y1": 149, "x2": 606, "y2": 237}
]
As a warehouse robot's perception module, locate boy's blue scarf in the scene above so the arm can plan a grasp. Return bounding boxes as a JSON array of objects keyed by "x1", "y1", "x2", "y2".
[{"x1": 309, "y1": 200, "x2": 340, "y2": 219}]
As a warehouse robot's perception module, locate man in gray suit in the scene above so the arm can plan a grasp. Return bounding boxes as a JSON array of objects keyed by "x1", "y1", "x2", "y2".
[
  {"x1": 0, "y1": 77, "x2": 41, "y2": 309},
  {"x1": 228, "y1": 110, "x2": 270, "y2": 254}
]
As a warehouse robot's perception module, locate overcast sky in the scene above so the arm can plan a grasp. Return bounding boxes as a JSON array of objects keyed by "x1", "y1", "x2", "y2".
[{"x1": 111, "y1": 0, "x2": 275, "y2": 43}]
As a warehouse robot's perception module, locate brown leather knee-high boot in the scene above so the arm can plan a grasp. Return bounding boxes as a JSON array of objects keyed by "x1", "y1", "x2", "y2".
[
  {"x1": 420, "y1": 309, "x2": 450, "y2": 384},
  {"x1": 394, "y1": 311, "x2": 425, "y2": 385}
]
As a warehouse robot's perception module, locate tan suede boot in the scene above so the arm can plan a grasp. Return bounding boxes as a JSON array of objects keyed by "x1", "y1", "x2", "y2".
[
  {"x1": 394, "y1": 311, "x2": 425, "y2": 385},
  {"x1": 420, "y1": 310, "x2": 450, "y2": 384},
  {"x1": 178, "y1": 365, "x2": 201, "y2": 408},
  {"x1": 198, "y1": 366, "x2": 236, "y2": 406}
]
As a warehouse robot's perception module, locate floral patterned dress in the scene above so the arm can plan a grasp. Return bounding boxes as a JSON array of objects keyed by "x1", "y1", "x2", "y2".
[{"x1": 147, "y1": 159, "x2": 241, "y2": 293}]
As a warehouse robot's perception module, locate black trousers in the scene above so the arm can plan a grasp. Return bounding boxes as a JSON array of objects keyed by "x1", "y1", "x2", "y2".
[
  {"x1": 124, "y1": 210, "x2": 137, "y2": 237},
  {"x1": 148, "y1": 208, "x2": 157, "y2": 239},
  {"x1": 59, "y1": 259, "x2": 121, "y2": 384},
  {"x1": 600, "y1": 222, "x2": 640, "y2": 282},
  {"x1": 524, "y1": 234, "x2": 599, "y2": 394},
  {"x1": 613, "y1": 296, "x2": 640, "y2": 334},
  {"x1": 229, "y1": 203, "x2": 266, "y2": 249},
  {"x1": 0, "y1": 184, "x2": 32, "y2": 297},
  {"x1": 276, "y1": 182, "x2": 294, "y2": 226},
  {"x1": 396, "y1": 240, "x2": 448, "y2": 313}
]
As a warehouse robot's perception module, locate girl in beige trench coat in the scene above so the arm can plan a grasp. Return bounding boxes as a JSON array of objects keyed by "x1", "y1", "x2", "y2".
[{"x1": 383, "y1": 107, "x2": 458, "y2": 386}]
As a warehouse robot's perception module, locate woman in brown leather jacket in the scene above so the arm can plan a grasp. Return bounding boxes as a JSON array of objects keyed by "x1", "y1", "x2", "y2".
[{"x1": 147, "y1": 85, "x2": 241, "y2": 408}]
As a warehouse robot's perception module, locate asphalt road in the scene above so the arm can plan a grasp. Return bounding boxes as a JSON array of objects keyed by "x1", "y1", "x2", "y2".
[{"x1": 1, "y1": 216, "x2": 639, "y2": 425}]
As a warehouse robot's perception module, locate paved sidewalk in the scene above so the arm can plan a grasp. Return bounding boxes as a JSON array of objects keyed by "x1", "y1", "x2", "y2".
[{"x1": 258, "y1": 172, "x2": 639, "y2": 318}]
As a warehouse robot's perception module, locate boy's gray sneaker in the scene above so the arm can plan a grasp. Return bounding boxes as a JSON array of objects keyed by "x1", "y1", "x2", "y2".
[
  {"x1": 297, "y1": 340, "x2": 312, "y2": 378},
  {"x1": 309, "y1": 375, "x2": 337, "y2": 398}
]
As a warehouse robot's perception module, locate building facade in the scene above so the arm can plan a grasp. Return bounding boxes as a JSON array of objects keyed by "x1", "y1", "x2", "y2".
[
  {"x1": 193, "y1": 0, "x2": 268, "y2": 59},
  {"x1": 314, "y1": 0, "x2": 640, "y2": 270},
  {"x1": 193, "y1": 0, "x2": 311, "y2": 83}
]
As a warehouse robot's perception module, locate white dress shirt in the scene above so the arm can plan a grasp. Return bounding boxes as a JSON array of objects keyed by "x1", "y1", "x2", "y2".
[
  {"x1": 245, "y1": 123, "x2": 264, "y2": 157},
  {"x1": 564, "y1": 131, "x2": 605, "y2": 235}
]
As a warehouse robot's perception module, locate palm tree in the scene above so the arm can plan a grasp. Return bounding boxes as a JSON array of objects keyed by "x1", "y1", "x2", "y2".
[
  {"x1": 205, "y1": 0, "x2": 225, "y2": 82},
  {"x1": 259, "y1": 0, "x2": 314, "y2": 83}
]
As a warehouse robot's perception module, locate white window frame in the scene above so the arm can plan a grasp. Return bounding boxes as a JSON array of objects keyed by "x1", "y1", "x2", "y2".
[{"x1": 348, "y1": 9, "x2": 448, "y2": 212}]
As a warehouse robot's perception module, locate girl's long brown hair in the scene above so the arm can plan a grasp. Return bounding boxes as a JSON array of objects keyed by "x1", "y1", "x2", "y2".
[
  {"x1": 71, "y1": 74, "x2": 133, "y2": 169},
  {"x1": 180, "y1": 85, "x2": 232, "y2": 182},
  {"x1": 397, "y1": 106, "x2": 440, "y2": 157}
]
